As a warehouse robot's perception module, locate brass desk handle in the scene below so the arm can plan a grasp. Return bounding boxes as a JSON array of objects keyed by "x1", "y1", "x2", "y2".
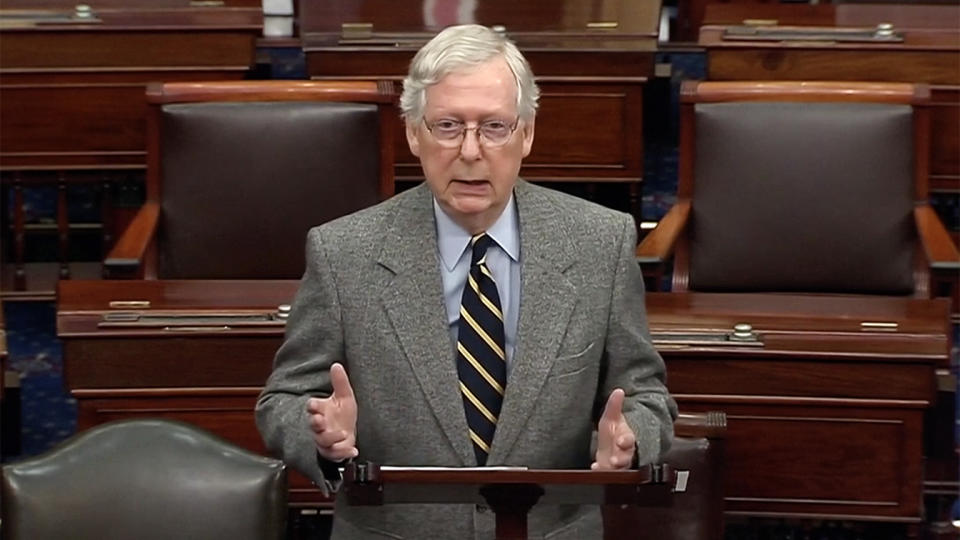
[
  {"x1": 109, "y1": 300, "x2": 151, "y2": 309},
  {"x1": 163, "y1": 326, "x2": 231, "y2": 332},
  {"x1": 587, "y1": 21, "x2": 618, "y2": 30},
  {"x1": 861, "y1": 321, "x2": 898, "y2": 332}
]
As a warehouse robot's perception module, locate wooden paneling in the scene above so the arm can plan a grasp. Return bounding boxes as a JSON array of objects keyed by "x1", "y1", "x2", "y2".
[
  {"x1": 298, "y1": 0, "x2": 661, "y2": 36},
  {"x1": 73, "y1": 391, "x2": 329, "y2": 506},
  {"x1": 387, "y1": 82, "x2": 647, "y2": 182},
  {"x1": 65, "y1": 337, "x2": 279, "y2": 388},
  {"x1": 0, "y1": 10, "x2": 260, "y2": 168},
  {"x1": 0, "y1": 31, "x2": 257, "y2": 69},
  {"x1": 2, "y1": 84, "x2": 147, "y2": 165},
  {"x1": 676, "y1": 402, "x2": 922, "y2": 519},
  {"x1": 74, "y1": 391, "x2": 266, "y2": 451},
  {"x1": 667, "y1": 358, "x2": 935, "y2": 400},
  {"x1": 705, "y1": 47, "x2": 959, "y2": 86},
  {"x1": 2, "y1": 0, "x2": 261, "y2": 8},
  {"x1": 304, "y1": 52, "x2": 652, "y2": 184},
  {"x1": 930, "y1": 88, "x2": 960, "y2": 186}
]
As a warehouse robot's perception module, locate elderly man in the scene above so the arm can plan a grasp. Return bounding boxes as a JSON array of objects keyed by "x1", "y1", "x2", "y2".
[{"x1": 256, "y1": 23, "x2": 676, "y2": 539}]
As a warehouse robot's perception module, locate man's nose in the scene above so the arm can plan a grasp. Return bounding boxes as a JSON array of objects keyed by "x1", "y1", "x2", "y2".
[{"x1": 458, "y1": 127, "x2": 482, "y2": 160}]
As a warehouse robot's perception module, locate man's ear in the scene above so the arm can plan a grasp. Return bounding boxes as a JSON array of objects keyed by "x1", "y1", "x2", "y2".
[
  {"x1": 405, "y1": 120, "x2": 421, "y2": 157},
  {"x1": 520, "y1": 118, "x2": 535, "y2": 158}
]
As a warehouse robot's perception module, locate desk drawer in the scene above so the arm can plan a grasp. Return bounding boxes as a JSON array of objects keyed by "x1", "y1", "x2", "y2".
[
  {"x1": 666, "y1": 356, "x2": 935, "y2": 401},
  {"x1": 64, "y1": 336, "x2": 280, "y2": 388},
  {"x1": 678, "y1": 400, "x2": 924, "y2": 520}
]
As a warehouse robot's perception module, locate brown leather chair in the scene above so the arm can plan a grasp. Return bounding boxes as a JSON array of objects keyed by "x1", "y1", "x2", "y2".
[
  {"x1": 637, "y1": 81, "x2": 959, "y2": 297},
  {"x1": 603, "y1": 411, "x2": 727, "y2": 540},
  {"x1": 1, "y1": 418, "x2": 287, "y2": 540},
  {"x1": 104, "y1": 80, "x2": 397, "y2": 279}
]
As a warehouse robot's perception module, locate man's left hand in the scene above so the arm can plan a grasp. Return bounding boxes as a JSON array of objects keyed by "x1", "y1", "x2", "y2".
[{"x1": 592, "y1": 388, "x2": 636, "y2": 470}]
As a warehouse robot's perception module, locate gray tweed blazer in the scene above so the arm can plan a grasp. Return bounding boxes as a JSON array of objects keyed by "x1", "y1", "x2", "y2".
[{"x1": 256, "y1": 180, "x2": 676, "y2": 540}]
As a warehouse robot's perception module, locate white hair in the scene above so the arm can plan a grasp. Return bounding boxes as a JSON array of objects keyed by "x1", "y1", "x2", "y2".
[{"x1": 400, "y1": 24, "x2": 540, "y2": 124}]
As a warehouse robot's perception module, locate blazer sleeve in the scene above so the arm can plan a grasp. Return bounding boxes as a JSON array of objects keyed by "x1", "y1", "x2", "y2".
[
  {"x1": 255, "y1": 227, "x2": 346, "y2": 494},
  {"x1": 600, "y1": 213, "x2": 678, "y2": 465}
]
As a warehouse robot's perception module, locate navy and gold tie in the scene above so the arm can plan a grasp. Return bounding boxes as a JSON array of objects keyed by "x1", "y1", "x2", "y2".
[{"x1": 456, "y1": 233, "x2": 507, "y2": 466}]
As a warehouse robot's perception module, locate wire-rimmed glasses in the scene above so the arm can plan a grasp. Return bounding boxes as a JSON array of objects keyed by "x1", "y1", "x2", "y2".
[{"x1": 423, "y1": 117, "x2": 520, "y2": 148}]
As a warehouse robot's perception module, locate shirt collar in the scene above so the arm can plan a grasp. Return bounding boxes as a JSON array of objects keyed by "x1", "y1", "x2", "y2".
[{"x1": 434, "y1": 194, "x2": 520, "y2": 272}]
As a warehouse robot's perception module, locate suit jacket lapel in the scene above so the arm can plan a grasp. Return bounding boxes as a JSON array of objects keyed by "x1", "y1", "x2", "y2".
[
  {"x1": 377, "y1": 185, "x2": 474, "y2": 465},
  {"x1": 489, "y1": 181, "x2": 578, "y2": 464}
]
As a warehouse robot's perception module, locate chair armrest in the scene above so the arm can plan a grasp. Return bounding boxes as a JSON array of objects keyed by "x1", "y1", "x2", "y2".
[
  {"x1": 636, "y1": 200, "x2": 691, "y2": 264},
  {"x1": 104, "y1": 202, "x2": 160, "y2": 277},
  {"x1": 914, "y1": 205, "x2": 960, "y2": 271}
]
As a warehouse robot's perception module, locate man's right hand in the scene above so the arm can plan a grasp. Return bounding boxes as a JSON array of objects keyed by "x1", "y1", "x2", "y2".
[{"x1": 306, "y1": 362, "x2": 358, "y2": 462}]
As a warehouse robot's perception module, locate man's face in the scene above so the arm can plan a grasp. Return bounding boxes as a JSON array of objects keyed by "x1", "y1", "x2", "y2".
[{"x1": 406, "y1": 55, "x2": 535, "y2": 232}]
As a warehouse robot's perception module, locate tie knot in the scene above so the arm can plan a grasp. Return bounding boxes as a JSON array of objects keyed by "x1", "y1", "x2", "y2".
[{"x1": 470, "y1": 233, "x2": 494, "y2": 265}]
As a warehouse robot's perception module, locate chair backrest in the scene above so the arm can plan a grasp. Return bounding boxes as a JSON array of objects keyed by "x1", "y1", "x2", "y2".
[
  {"x1": 674, "y1": 81, "x2": 930, "y2": 295},
  {"x1": 147, "y1": 80, "x2": 396, "y2": 279},
  {"x1": 603, "y1": 411, "x2": 727, "y2": 540},
  {"x1": 1, "y1": 418, "x2": 288, "y2": 540}
]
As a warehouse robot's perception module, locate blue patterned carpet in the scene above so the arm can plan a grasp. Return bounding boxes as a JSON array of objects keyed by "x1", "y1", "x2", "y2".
[{"x1": 3, "y1": 301, "x2": 76, "y2": 459}]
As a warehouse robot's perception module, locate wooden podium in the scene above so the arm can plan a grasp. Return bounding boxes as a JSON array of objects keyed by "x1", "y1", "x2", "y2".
[{"x1": 342, "y1": 463, "x2": 672, "y2": 540}]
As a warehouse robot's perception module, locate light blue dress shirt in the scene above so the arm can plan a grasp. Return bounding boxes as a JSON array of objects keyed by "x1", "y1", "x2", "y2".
[{"x1": 434, "y1": 195, "x2": 521, "y2": 367}]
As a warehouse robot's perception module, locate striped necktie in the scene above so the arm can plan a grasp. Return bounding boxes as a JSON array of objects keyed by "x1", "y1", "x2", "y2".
[{"x1": 456, "y1": 232, "x2": 507, "y2": 466}]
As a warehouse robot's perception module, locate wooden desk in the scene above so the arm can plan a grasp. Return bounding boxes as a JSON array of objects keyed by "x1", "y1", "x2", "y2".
[
  {"x1": 299, "y1": 0, "x2": 661, "y2": 223},
  {"x1": 0, "y1": 6, "x2": 262, "y2": 297},
  {"x1": 698, "y1": 4, "x2": 960, "y2": 194},
  {"x1": 0, "y1": 7, "x2": 262, "y2": 169},
  {"x1": 54, "y1": 279, "x2": 330, "y2": 506},
  {"x1": 647, "y1": 292, "x2": 950, "y2": 525},
  {"x1": 57, "y1": 282, "x2": 951, "y2": 524}
]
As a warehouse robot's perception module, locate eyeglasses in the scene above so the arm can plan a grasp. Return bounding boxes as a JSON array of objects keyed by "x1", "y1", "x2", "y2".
[{"x1": 422, "y1": 117, "x2": 520, "y2": 148}]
